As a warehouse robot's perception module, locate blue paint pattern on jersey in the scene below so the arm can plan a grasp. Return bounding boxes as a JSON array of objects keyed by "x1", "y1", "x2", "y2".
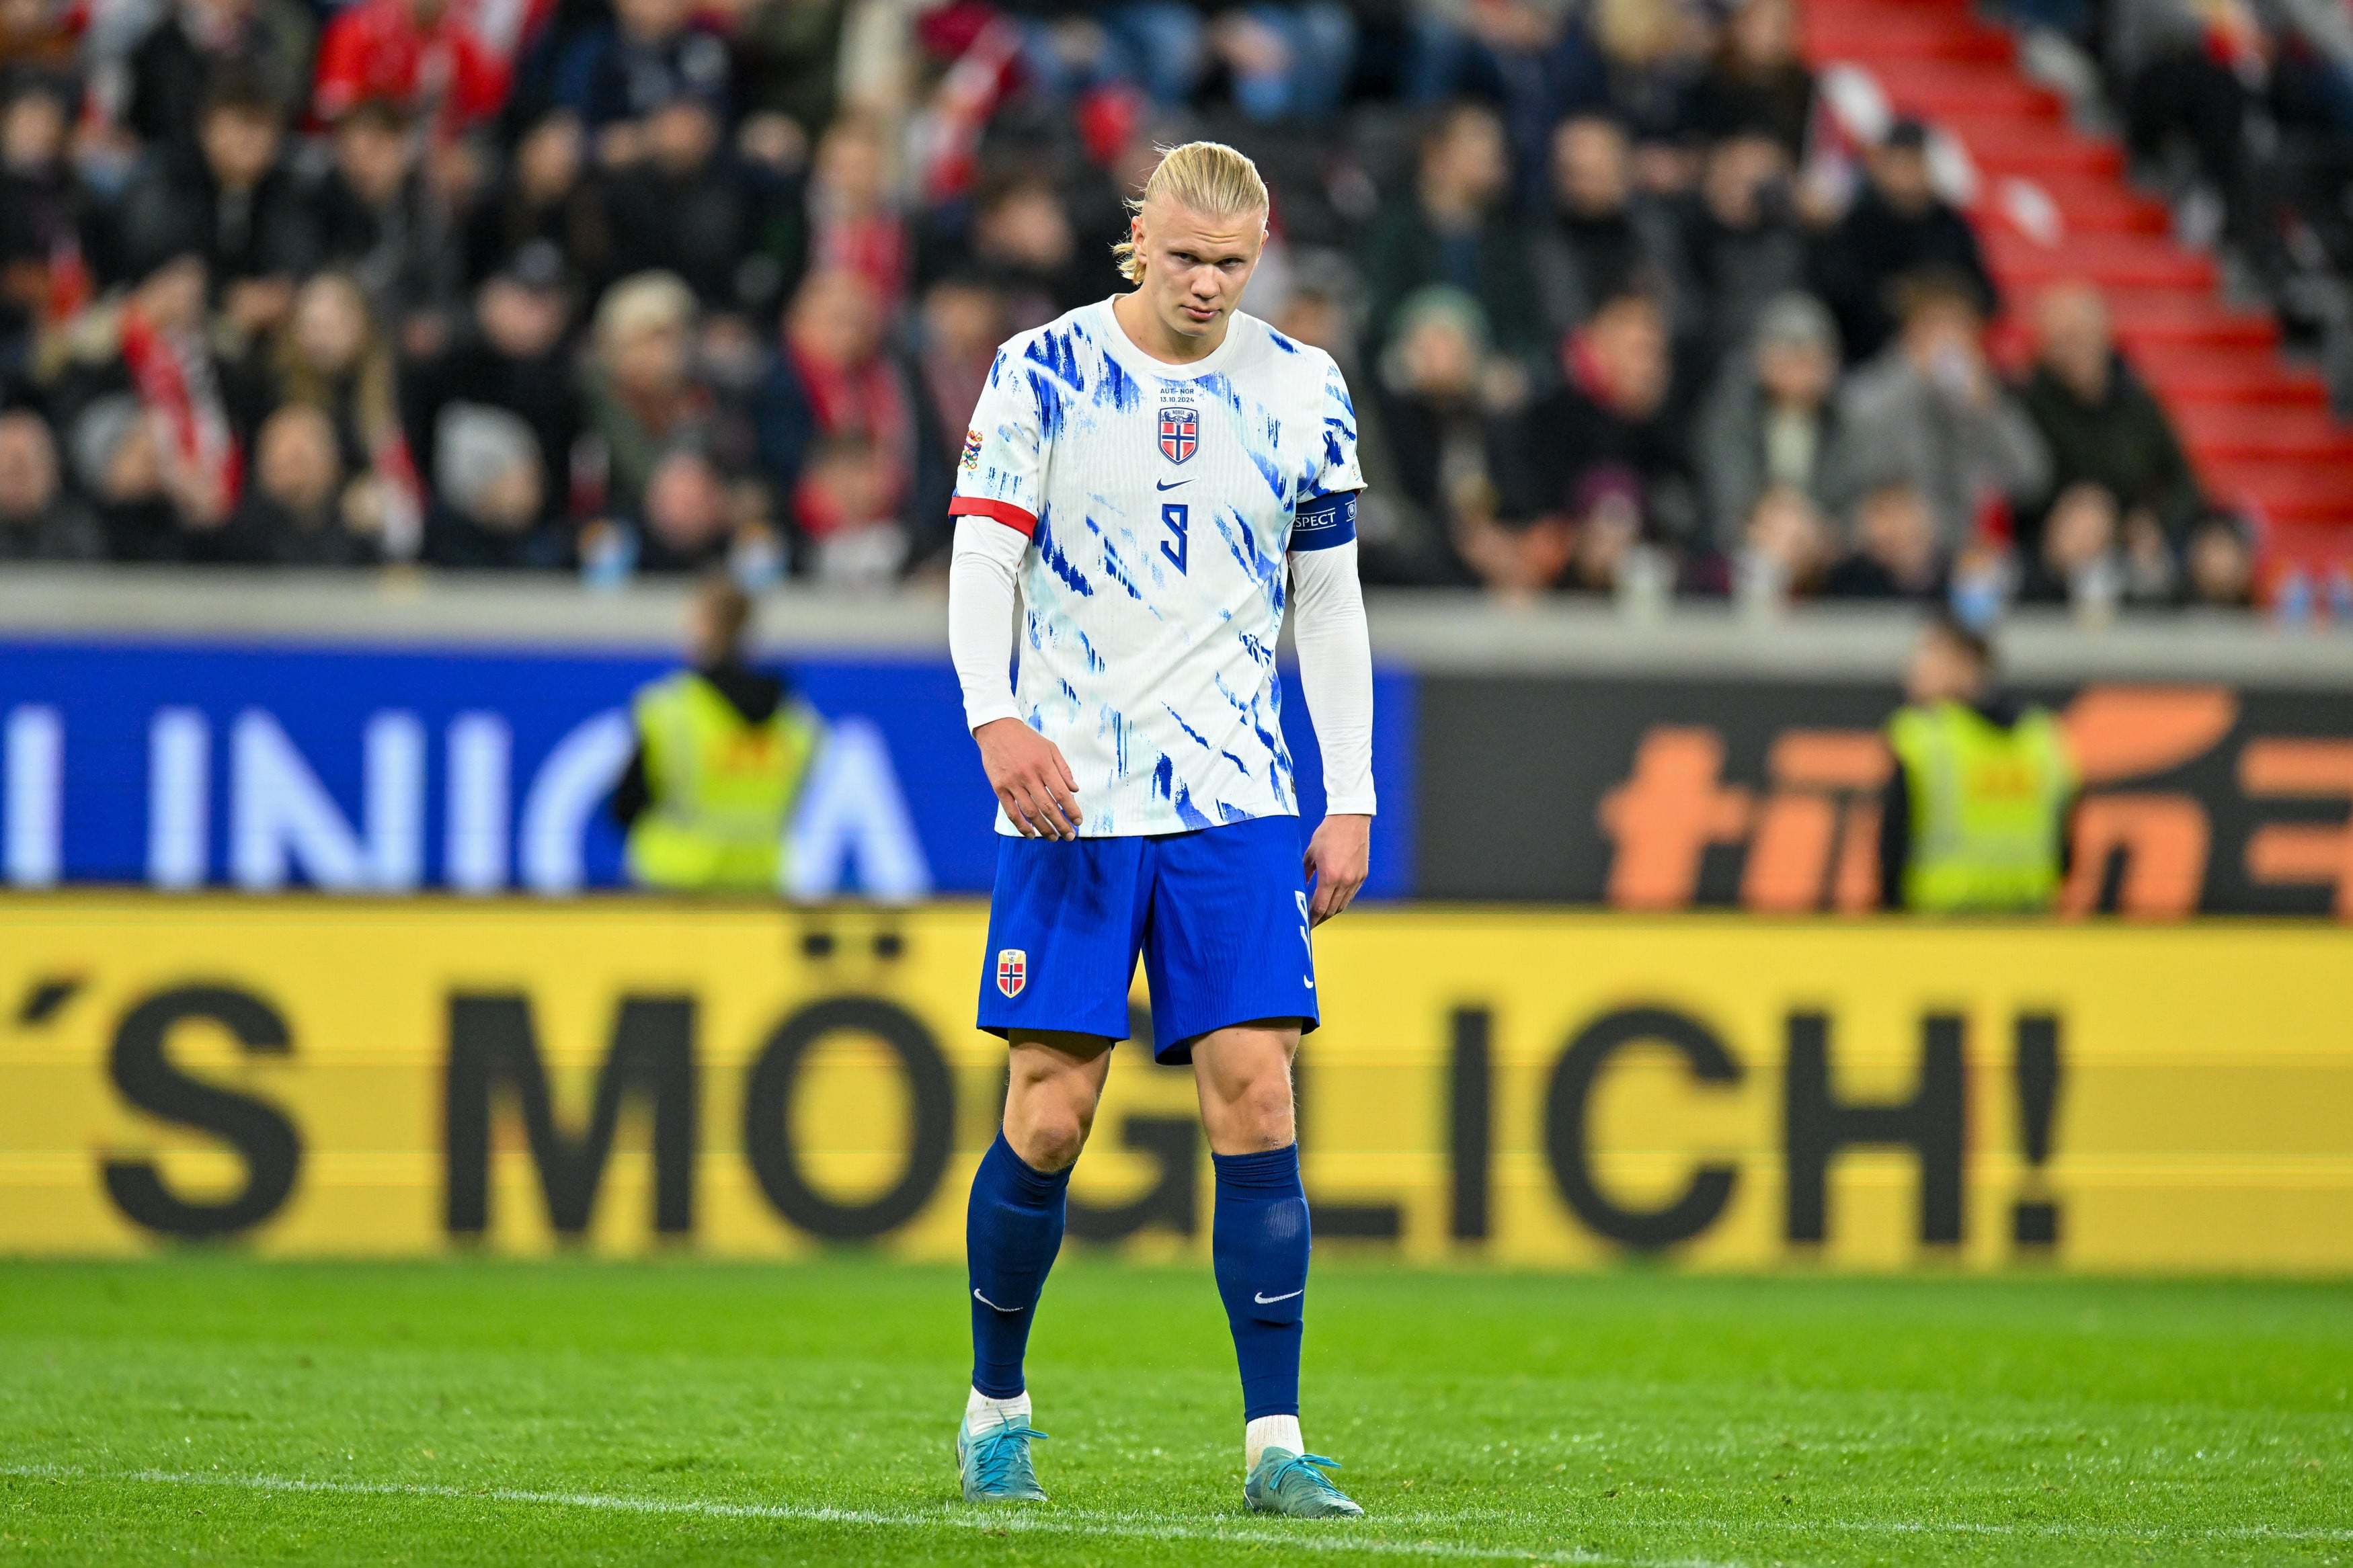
[{"x1": 951, "y1": 300, "x2": 1363, "y2": 837}]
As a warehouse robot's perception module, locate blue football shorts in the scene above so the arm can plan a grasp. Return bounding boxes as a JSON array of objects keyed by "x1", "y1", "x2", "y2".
[{"x1": 975, "y1": 815, "x2": 1320, "y2": 1063}]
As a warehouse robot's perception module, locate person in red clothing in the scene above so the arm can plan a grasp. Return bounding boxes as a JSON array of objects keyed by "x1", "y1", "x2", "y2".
[{"x1": 311, "y1": 0, "x2": 509, "y2": 134}]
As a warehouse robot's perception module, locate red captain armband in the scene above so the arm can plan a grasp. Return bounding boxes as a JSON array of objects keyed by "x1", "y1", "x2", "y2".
[{"x1": 949, "y1": 495, "x2": 1039, "y2": 536}]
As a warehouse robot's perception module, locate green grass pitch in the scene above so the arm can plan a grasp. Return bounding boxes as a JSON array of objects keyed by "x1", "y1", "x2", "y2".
[{"x1": 1, "y1": 1257, "x2": 2347, "y2": 1565}]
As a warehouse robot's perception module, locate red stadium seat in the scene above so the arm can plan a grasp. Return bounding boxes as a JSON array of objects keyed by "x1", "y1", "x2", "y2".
[{"x1": 1812, "y1": 15, "x2": 2353, "y2": 572}]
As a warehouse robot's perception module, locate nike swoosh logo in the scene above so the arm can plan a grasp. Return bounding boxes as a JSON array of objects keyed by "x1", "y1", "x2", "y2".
[
  {"x1": 1254, "y1": 1289, "x2": 1304, "y2": 1305},
  {"x1": 973, "y1": 1289, "x2": 1023, "y2": 1313},
  {"x1": 1155, "y1": 478, "x2": 1190, "y2": 490}
]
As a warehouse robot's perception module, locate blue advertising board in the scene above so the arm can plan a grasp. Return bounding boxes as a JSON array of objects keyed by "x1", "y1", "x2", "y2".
[{"x1": 0, "y1": 638, "x2": 1415, "y2": 899}]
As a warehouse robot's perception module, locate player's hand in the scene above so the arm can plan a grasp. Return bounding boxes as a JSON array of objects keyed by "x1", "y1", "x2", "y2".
[
  {"x1": 1302, "y1": 813, "x2": 1370, "y2": 926},
  {"x1": 975, "y1": 717, "x2": 1083, "y2": 840}
]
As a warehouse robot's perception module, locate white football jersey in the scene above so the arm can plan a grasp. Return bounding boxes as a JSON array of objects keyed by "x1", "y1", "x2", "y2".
[{"x1": 950, "y1": 298, "x2": 1363, "y2": 837}]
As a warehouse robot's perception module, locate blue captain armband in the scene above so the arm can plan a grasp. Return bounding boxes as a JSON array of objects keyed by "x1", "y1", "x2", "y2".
[{"x1": 1289, "y1": 489, "x2": 1358, "y2": 551}]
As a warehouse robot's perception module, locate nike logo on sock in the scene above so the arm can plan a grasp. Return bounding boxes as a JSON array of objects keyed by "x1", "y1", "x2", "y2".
[
  {"x1": 973, "y1": 1289, "x2": 1024, "y2": 1313},
  {"x1": 1253, "y1": 1289, "x2": 1304, "y2": 1305}
]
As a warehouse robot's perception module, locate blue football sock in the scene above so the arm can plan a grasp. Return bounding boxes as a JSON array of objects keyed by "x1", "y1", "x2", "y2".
[
  {"x1": 1211, "y1": 1143, "x2": 1310, "y2": 1421},
  {"x1": 967, "y1": 1131, "x2": 1072, "y2": 1399}
]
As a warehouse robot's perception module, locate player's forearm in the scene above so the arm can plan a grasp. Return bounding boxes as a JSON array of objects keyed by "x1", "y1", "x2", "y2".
[
  {"x1": 1288, "y1": 540, "x2": 1376, "y2": 816},
  {"x1": 948, "y1": 516, "x2": 1029, "y2": 733}
]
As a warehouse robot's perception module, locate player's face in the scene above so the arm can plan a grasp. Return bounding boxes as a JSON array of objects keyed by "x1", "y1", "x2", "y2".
[{"x1": 1129, "y1": 195, "x2": 1266, "y2": 340}]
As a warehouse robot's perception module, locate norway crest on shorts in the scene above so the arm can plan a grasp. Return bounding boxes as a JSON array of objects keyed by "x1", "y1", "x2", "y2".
[
  {"x1": 996, "y1": 948, "x2": 1028, "y2": 998},
  {"x1": 1158, "y1": 405, "x2": 1198, "y2": 464}
]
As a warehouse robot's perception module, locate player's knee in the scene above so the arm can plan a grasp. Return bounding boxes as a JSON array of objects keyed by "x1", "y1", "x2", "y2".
[
  {"x1": 1014, "y1": 1105, "x2": 1091, "y2": 1171},
  {"x1": 1005, "y1": 1081, "x2": 1096, "y2": 1170},
  {"x1": 1223, "y1": 1073, "x2": 1296, "y2": 1149}
]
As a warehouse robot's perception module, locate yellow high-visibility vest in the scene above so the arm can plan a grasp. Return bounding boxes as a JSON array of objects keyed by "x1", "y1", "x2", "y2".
[
  {"x1": 625, "y1": 671, "x2": 820, "y2": 893},
  {"x1": 1886, "y1": 700, "x2": 2075, "y2": 914}
]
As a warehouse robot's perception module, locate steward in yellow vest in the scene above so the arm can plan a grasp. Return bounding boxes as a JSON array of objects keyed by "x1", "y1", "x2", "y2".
[
  {"x1": 1879, "y1": 616, "x2": 2077, "y2": 913},
  {"x1": 608, "y1": 575, "x2": 822, "y2": 892}
]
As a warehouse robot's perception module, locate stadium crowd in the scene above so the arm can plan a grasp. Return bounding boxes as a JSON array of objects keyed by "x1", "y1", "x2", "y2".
[{"x1": 0, "y1": 0, "x2": 2334, "y2": 608}]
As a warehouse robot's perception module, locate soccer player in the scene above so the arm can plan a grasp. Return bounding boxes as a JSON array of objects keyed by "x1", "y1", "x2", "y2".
[{"x1": 944, "y1": 141, "x2": 1374, "y2": 1520}]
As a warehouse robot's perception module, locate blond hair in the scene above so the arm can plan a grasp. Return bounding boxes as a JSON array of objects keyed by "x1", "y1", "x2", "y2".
[
  {"x1": 1112, "y1": 141, "x2": 1270, "y2": 284},
  {"x1": 594, "y1": 271, "x2": 696, "y2": 354}
]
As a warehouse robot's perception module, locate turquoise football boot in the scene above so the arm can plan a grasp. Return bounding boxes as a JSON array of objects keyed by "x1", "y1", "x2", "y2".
[
  {"x1": 957, "y1": 1413, "x2": 1049, "y2": 1503},
  {"x1": 1244, "y1": 1448, "x2": 1363, "y2": 1518}
]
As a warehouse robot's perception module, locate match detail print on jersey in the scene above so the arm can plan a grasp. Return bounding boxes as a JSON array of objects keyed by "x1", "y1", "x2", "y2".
[{"x1": 947, "y1": 299, "x2": 1365, "y2": 838}]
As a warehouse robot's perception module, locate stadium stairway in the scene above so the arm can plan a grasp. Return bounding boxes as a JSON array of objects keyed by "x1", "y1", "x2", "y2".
[{"x1": 1801, "y1": 0, "x2": 2353, "y2": 591}]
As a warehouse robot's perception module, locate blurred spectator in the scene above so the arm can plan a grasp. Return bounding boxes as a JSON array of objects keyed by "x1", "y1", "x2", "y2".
[
  {"x1": 1557, "y1": 464, "x2": 1643, "y2": 592},
  {"x1": 1695, "y1": 291, "x2": 1863, "y2": 548},
  {"x1": 2108, "y1": 0, "x2": 2257, "y2": 247},
  {"x1": 464, "y1": 113, "x2": 612, "y2": 289},
  {"x1": 1809, "y1": 120, "x2": 1995, "y2": 363},
  {"x1": 312, "y1": 0, "x2": 508, "y2": 134},
  {"x1": 754, "y1": 267, "x2": 922, "y2": 563},
  {"x1": 638, "y1": 444, "x2": 735, "y2": 572},
  {"x1": 116, "y1": 82, "x2": 314, "y2": 328},
  {"x1": 1360, "y1": 102, "x2": 1548, "y2": 364},
  {"x1": 71, "y1": 396, "x2": 173, "y2": 559},
  {"x1": 1281, "y1": 261, "x2": 1458, "y2": 584},
  {"x1": 1407, "y1": 1, "x2": 1607, "y2": 200},
  {"x1": 251, "y1": 274, "x2": 396, "y2": 477},
  {"x1": 1677, "y1": 130, "x2": 1805, "y2": 361},
  {"x1": 731, "y1": 0, "x2": 848, "y2": 133},
  {"x1": 55, "y1": 255, "x2": 241, "y2": 558},
  {"x1": 799, "y1": 436, "x2": 908, "y2": 587},
  {"x1": 799, "y1": 112, "x2": 908, "y2": 312},
  {"x1": 965, "y1": 171, "x2": 1105, "y2": 333},
  {"x1": 1738, "y1": 483, "x2": 1835, "y2": 599},
  {"x1": 1591, "y1": 0, "x2": 1710, "y2": 185},
  {"x1": 1203, "y1": 4, "x2": 1358, "y2": 122},
  {"x1": 405, "y1": 244, "x2": 581, "y2": 526},
  {"x1": 2016, "y1": 480, "x2": 2180, "y2": 609},
  {"x1": 426, "y1": 401, "x2": 562, "y2": 567},
  {"x1": 1375, "y1": 285, "x2": 1515, "y2": 583},
  {"x1": 1826, "y1": 479, "x2": 1945, "y2": 599},
  {"x1": 2016, "y1": 280, "x2": 2202, "y2": 568},
  {"x1": 554, "y1": 0, "x2": 729, "y2": 149},
  {"x1": 0, "y1": 0, "x2": 2307, "y2": 613},
  {"x1": 311, "y1": 100, "x2": 463, "y2": 336},
  {"x1": 582, "y1": 270, "x2": 711, "y2": 519},
  {"x1": 262, "y1": 272, "x2": 425, "y2": 554},
  {"x1": 1000, "y1": 2, "x2": 1207, "y2": 110},
  {"x1": 0, "y1": 0, "x2": 75, "y2": 75},
  {"x1": 1507, "y1": 288, "x2": 1700, "y2": 544},
  {"x1": 600, "y1": 98, "x2": 757, "y2": 307},
  {"x1": 0, "y1": 407, "x2": 104, "y2": 559},
  {"x1": 1536, "y1": 113, "x2": 1682, "y2": 332},
  {"x1": 1683, "y1": 0, "x2": 1812, "y2": 158},
  {"x1": 223, "y1": 403, "x2": 376, "y2": 565},
  {"x1": 0, "y1": 75, "x2": 77, "y2": 353},
  {"x1": 2182, "y1": 511, "x2": 2257, "y2": 608},
  {"x1": 1837, "y1": 271, "x2": 2048, "y2": 546},
  {"x1": 124, "y1": 0, "x2": 314, "y2": 151},
  {"x1": 915, "y1": 274, "x2": 1006, "y2": 473}
]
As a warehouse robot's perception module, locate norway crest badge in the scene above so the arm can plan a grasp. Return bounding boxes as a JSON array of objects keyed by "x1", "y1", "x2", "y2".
[
  {"x1": 996, "y1": 948, "x2": 1029, "y2": 998},
  {"x1": 1158, "y1": 405, "x2": 1199, "y2": 464}
]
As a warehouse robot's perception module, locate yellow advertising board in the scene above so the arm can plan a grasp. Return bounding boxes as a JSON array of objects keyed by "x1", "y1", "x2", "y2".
[{"x1": 3, "y1": 896, "x2": 2350, "y2": 1272}]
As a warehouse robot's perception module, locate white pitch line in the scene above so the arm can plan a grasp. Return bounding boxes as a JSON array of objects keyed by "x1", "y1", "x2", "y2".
[
  {"x1": 14, "y1": 1464, "x2": 2350, "y2": 1558},
  {"x1": 0, "y1": 1466, "x2": 1748, "y2": 1568},
  {"x1": 1383, "y1": 1510, "x2": 2353, "y2": 1544}
]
